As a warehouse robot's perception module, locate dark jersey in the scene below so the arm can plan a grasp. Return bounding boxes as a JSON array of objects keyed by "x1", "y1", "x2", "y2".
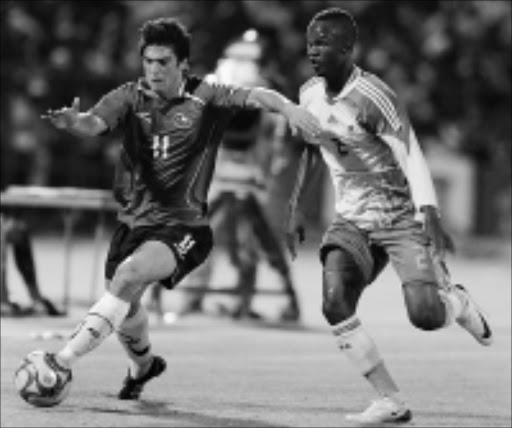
[{"x1": 90, "y1": 76, "x2": 251, "y2": 227}]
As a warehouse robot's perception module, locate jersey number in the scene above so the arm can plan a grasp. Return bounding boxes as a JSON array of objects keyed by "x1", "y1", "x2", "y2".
[
  {"x1": 152, "y1": 135, "x2": 170, "y2": 159},
  {"x1": 414, "y1": 245, "x2": 429, "y2": 271}
]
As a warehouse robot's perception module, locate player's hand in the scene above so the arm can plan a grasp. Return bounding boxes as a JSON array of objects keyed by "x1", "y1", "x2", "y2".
[
  {"x1": 283, "y1": 103, "x2": 322, "y2": 138},
  {"x1": 285, "y1": 204, "x2": 306, "y2": 260},
  {"x1": 41, "y1": 97, "x2": 81, "y2": 130},
  {"x1": 422, "y1": 206, "x2": 455, "y2": 259}
]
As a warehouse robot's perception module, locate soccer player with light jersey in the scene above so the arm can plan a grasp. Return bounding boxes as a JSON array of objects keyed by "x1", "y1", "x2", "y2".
[
  {"x1": 286, "y1": 8, "x2": 493, "y2": 424},
  {"x1": 41, "y1": 17, "x2": 320, "y2": 402}
]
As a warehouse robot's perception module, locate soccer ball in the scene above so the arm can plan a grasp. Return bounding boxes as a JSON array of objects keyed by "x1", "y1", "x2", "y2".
[{"x1": 14, "y1": 350, "x2": 72, "y2": 407}]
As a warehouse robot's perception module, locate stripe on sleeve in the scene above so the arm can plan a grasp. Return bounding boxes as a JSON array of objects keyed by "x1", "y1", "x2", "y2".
[{"x1": 356, "y1": 78, "x2": 401, "y2": 131}]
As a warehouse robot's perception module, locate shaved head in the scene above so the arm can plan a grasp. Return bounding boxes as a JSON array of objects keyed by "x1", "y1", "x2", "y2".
[{"x1": 308, "y1": 8, "x2": 358, "y2": 52}]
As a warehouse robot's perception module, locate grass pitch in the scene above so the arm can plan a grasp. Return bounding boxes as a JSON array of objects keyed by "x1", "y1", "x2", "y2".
[{"x1": 1, "y1": 237, "x2": 510, "y2": 427}]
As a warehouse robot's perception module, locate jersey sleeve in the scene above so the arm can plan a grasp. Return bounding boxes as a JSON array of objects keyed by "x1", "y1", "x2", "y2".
[
  {"x1": 359, "y1": 77, "x2": 409, "y2": 143},
  {"x1": 403, "y1": 128, "x2": 439, "y2": 210},
  {"x1": 298, "y1": 80, "x2": 321, "y2": 146},
  {"x1": 89, "y1": 83, "x2": 134, "y2": 131},
  {"x1": 199, "y1": 80, "x2": 251, "y2": 109},
  {"x1": 360, "y1": 77, "x2": 438, "y2": 211}
]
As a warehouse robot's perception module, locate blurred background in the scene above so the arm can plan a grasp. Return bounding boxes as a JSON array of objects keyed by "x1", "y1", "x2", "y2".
[
  {"x1": 1, "y1": 5, "x2": 510, "y2": 421},
  {"x1": 1, "y1": 0, "x2": 510, "y2": 248}
]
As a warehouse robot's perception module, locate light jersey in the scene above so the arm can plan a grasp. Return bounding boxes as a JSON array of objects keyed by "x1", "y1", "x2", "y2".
[
  {"x1": 90, "y1": 76, "x2": 251, "y2": 228},
  {"x1": 300, "y1": 66, "x2": 438, "y2": 230}
]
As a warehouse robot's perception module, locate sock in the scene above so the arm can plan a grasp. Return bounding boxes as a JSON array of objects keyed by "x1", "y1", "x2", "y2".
[
  {"x1": 57, "y1": 292, "x2": 130, "y2": 367},
  {"x1": 117, "y1": 305, "x2": 153, "y2": 378},
  {"x1": 333, "y1": 315, "x2": 402, "y2": 398},
  {"x1": 332, "y1": 315, "x2": 383, "y2": 376}
]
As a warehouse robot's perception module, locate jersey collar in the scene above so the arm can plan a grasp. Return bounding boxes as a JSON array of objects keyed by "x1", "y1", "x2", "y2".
[
  {"x1": 137, "y1": 78, "x2": 187, "y2": 100},
  {"x1": 323, "y1": 65, "x2": 361, "y2": 101}
]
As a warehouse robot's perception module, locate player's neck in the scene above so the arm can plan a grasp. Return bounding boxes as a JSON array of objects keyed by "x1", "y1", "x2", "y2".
[
  {"x1": 324, "y1": 63, "x2": 354, "y2": 97},
  {"x1": 154, "y1": 76, "x2": 185, "y2": 101}
]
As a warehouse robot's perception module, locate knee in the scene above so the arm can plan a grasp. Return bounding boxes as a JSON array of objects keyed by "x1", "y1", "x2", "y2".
[
  {"x1": 322, "y1": 298, "x2": 354, "y2": 325},
  {"x1": 403, "y1": 281, "x2": 445, "y2": 331},
  {"x1": 321, "y1": 249, "x2": 364, "y2": 326},
  {"x1": 111, "y1": 261, "x2": 145, "y2": 295},
  {"x1": 407, "y1": 308, "x2": 445, "y2": 331}
]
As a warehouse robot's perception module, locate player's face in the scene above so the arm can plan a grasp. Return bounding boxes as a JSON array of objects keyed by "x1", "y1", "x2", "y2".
[
  {"x1": 142, "y1": 45, "x2": 185, "y2": 96},
  {"x1": 307, "y1": 21, "x2": 350, "y2": 77}
]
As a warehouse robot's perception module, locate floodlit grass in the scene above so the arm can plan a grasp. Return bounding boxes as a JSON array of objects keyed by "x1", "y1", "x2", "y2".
[{"x1": 2, "y1": 236, "x2": 510, "y2": 427}]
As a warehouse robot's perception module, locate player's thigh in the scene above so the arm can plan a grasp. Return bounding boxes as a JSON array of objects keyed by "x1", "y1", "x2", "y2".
[
  {"x1": 383, "y1": 225, "x2": 440, "y2": 287},
  {"x1": 112, "y1": 240, "x2": 177, "y2": 302},
  {"x1": 320, "y1": 217, "x2": 379, "y2": 286},
  {"x1": 381, "y1": 225, "x2": 446, "y2": 324},
  {"x1": 128, "y1": 240, "x2": 177, "y2": 282},
  {"x1": 322, "y1": 247, "x2": 366, "y2": 305},
  {"x1": 320, "y1": 219, "x2": 378, "y2": 320}
]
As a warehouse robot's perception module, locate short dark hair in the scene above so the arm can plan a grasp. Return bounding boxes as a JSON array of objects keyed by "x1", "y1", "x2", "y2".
[
  {"x1": 308, "y1": 8, "x2": 358, "y2": 51},
  {"x1": 139, "y1": 18, "x2": 190, "y2": 61}
]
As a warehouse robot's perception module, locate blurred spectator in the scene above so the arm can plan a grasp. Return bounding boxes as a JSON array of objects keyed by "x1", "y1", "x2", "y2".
[{"x1": 0, "y1": 213, "x2": 62, "y2": 317}]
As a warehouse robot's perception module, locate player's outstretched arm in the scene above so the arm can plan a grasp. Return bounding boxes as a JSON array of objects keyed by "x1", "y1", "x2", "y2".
[
  {"x1": 42, "y1": 97, "x2": 107, "y2": 138},
  {"x1": 285, "y1": 144, "x2": 321, "y2": 260},
  {"x1": 245, "y1": 87, "x2": 321, "y2": 138}
]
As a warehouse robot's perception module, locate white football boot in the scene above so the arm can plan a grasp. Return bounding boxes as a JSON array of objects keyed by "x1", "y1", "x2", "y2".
[
  {"x1": 454, "y1": 284, "x2": 493, "y2": 346},
  {"x1": 345, "y1": 396, "x2": 412, "y2": 425}
]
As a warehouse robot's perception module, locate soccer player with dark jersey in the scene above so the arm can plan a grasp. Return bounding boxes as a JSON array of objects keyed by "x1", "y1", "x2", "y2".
[
  {"x1": 286, "y1": 8, "x2": 493, "y2": 424},
  {"x1": 41, "y1": 17, "x2": 320, "y2": 402}
]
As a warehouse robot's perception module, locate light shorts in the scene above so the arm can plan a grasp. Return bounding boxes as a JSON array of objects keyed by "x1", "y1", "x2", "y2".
[{"x1": 320, "y1": 215, "x2": 443, "y2": 287}]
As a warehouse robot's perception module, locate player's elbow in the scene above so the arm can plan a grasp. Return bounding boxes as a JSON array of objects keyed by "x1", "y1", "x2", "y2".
[{"x1": 88, "y1": 114, "x2": 109, "y2": 136}]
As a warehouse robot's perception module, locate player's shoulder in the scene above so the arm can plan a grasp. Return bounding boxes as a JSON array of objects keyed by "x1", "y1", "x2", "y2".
[
  {"x1": 183, "y1": 75, "x2": 210, "y2": 105},
  {"x1": 353, "y1": 69, "x2": 403, "y2": 130},
  {"x1": 299, "y1": 76, "x2": 323, "y2": 101},
  {"x1": 354, "y1": 69, "x2": 398, "y2": 103}
]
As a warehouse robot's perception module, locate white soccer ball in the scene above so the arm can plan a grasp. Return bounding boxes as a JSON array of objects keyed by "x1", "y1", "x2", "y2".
[{"x1": 14, "y1": 350, "x2": 72, "y2": 407}]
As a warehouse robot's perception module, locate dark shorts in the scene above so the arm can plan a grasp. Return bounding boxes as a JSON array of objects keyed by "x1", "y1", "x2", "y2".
[
  {"x1": 105, "y1": 222, "x2": 213, "y2": 289},
  {"x1": 320, "y1": 216, "x2": 444, "y2": 287}
]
